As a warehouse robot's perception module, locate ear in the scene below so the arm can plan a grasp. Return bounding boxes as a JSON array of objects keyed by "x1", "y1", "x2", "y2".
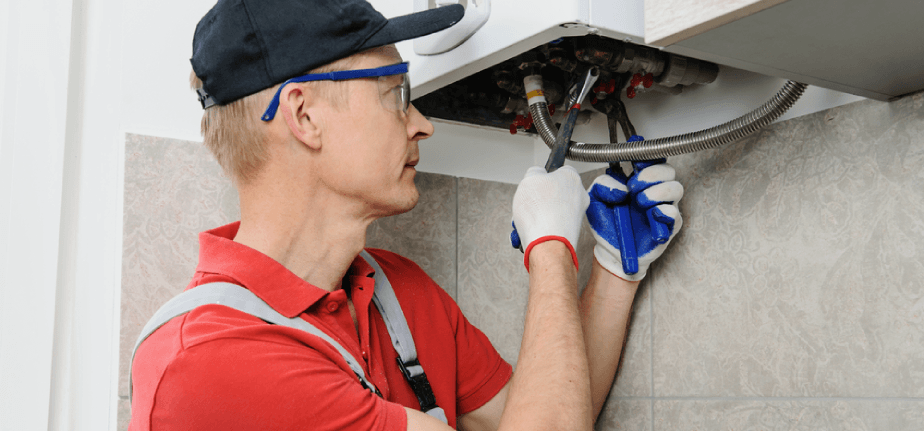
[{"x1": 278, "y1": 83, "x2": 323, "y2": 150}]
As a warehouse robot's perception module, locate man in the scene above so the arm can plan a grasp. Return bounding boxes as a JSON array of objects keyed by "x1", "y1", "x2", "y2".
[{"x1": 129, "y1": 0, "x2": 683, "y2": 430}]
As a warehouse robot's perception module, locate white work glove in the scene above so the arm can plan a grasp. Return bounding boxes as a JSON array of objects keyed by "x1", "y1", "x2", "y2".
[
  {"x1": 510, "y1": 165, "x2": 590, "y2": 271},
  {"x1": 586, "y1": 161, "x2": 683, "y2": 281}
]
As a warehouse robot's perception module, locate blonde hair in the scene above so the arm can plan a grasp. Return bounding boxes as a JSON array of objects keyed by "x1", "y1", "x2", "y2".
[{"x1": 191, "y1": 55, "x2": 362, "y2": 184}]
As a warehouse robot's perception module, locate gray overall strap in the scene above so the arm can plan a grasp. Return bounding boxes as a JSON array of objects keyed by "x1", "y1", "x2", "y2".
[
  {"x1": 129, "y1": 282, "x2": 378, "y2": 401},
  {"x1": 360, "y1": 250, "x2": 447, "y2": 424}
]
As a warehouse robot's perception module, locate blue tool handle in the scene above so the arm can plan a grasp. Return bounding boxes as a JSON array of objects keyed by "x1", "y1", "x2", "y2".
[
  {"x1": 510, "y1": 221, "x2": 523, "y2": 251},
  {"x1": 545, "y1": 107, "x2": 581, "y2": 172},
  {"x1": 648, "y1": 207, "x2": 671, "y2": 244},
  {"x1": 609, "y1": 163, "x2": 638, "y2": 275},
  {"x1": 615, "y1": 205, "x2": 639, "y2": 274}
]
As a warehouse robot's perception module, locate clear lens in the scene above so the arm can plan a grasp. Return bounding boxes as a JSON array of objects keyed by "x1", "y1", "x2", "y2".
[{"x1": 378, "y1": 73, "x2": 410, "y2": 114}]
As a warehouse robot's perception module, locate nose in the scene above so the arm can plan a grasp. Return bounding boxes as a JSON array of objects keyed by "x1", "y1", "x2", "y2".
[{"x1": 406, "y1": 103, "x2": 434, "y2": 141}]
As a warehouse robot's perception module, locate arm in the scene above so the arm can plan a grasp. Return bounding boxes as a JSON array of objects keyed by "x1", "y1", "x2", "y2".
[
  {"x1": 455, "y1": 162, "x2": 684, "y2": 430},
  {"x1": 415, "y1": 166, "x2": 596, "y2": 431},
  {"x1": 582, "y1": 161, "x2": 684, "y2": 421},
  {"x1": 457, "y1": 254, "x2": 642, "y2": 430},
  {"x1": 451, "y1": 242, "x2": 592, "y2": 431},
  {"x1": 580, "y1": 259, "x2": 639, "y2": 419},
  {"x1": 500, "y1": 240, "x2": 593, "y2": 430},
  {"x1": 409, "y1": 244, "x2": 591, "y2": 431},
  {"x1": 452, "y1": 166, "x2": 593, "y2": 431}
]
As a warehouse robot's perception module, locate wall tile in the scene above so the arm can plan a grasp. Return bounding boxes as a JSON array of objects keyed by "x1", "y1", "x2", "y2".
[
  {"x1": 654, "y1": 399, "x2": 924, "y2": 431},
  {"x1": 595, "y1": 399, "x2": 652, "y2": 431},
  {"x1": 117, "y1": 398, "x2": 131, "y2": 431},
  {"x1": 119, "y1": 134, "x2": 239, "y2": 397},
  {"x1": 456, "y1": 177, "x2": 527, "y2": 365},
  {"x1": 366, "y1": 172, "x2": 457, "y2": 298},
  {"x1": 652, "y1": 95, "x2": 924, "y2": 398}
]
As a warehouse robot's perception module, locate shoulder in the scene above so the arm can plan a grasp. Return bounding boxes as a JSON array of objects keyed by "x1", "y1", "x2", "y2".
[
  {"x1": 149, "y1": 330, "x2": 406, "y2": 430},
  {"x1": 135, "y1": 305, "x2": 371, "y2": 429},
  {"x1": 134, "y1": 302, "x2": 344, "y2": 383},
  {"x1": 133, "y1": 295, "x2": 351, "y2": 397}
]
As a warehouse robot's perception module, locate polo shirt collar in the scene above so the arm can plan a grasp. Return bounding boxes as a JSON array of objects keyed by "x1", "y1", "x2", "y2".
[{"x1": 195, "y1": 222, "x2": 375, "y2": 317}]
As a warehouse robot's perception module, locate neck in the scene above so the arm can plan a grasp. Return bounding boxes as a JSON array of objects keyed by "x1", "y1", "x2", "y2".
[{"x1": 233, "y1": 176, "x2": 373, "y2": 293}]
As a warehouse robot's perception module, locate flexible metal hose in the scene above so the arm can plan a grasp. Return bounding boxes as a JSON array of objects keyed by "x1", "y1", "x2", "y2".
[{"x1": 527, "y1": 78, "x2": 808, "y2": 162}]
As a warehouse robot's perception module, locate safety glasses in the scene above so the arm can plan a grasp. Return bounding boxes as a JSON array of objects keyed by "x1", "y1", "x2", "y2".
[{"x1": 261, "y1": 62, "x2": 410, "y2": 121}]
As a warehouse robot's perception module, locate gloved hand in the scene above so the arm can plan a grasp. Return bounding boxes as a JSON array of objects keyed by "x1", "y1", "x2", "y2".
[
  {"x1": 511, "y1": 165, "x2": 589, "y2": 271},
  {"x1": 586, "y1": 161, "x2": 683, "y2": 281}
]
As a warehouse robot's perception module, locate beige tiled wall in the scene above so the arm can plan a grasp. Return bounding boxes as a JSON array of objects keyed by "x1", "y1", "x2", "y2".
[
  {"x1": 119, "y1": 92, "x2": 924, "y2": 430},
  {"x1": 366, "y1": 172, "x2": 458, "y2": 298},
  {"x1": 638, "y1": 94, "x2": 924, "y2": 429},
  {"x1": 118, "y1": 134, "x2": 241, "y2": 427}
]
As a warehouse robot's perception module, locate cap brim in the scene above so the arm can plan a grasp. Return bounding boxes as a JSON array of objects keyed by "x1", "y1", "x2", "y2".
[{"x1": 360, "y1": 4, "x2": 465, "y2": 50}]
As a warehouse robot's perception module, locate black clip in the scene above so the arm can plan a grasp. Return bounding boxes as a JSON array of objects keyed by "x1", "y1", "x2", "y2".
[
  {"x1": 355, "y1": 371, "x2": 383, "y2": 398},
  {"x1": 396, "y1": 358, "x2": 438, "y2": 412},
  {"x1": 196, "y1": 88, "x2": 217, "y2": 109}
]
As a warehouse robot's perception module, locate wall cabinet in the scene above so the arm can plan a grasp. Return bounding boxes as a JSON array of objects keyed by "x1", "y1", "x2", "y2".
[{"x1": 645, "y1": 0, "x2": 924, "y2": 100}]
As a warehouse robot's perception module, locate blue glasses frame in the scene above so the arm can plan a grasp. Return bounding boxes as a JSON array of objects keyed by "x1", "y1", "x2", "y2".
[{"x1": 261, "y1": 62, "x2": 410, "y2": 121}]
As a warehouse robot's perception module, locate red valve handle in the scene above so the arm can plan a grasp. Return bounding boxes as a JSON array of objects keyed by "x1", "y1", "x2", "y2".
[{"x1": 509, "y1": 113, "x2": 536, "y2": 135}]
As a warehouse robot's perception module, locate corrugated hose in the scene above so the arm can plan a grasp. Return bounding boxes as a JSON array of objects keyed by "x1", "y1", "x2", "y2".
[{"x1": 525, "y1": 76, "x2": 808, "y2": 162}]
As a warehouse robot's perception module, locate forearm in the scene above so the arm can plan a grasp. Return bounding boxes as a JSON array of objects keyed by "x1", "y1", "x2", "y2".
[
  {"x1": 499, "y1": 241, "x2": 593, "y2": 431},
  {"x1": 580, "y1": 258, "x2": 640, "y2": 420}
]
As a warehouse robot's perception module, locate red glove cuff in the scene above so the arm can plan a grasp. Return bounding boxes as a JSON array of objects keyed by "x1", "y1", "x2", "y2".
[{"x1": 523, "y1": 236, "x2": 579, "y2": 272}]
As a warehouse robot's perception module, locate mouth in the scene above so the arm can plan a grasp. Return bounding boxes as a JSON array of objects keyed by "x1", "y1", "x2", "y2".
[{"x1": 406, "y1": 159, "x2": 419, "y2": 168}]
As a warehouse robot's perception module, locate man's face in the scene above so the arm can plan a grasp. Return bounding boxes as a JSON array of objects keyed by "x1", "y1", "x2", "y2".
[{"x1": 314, "y1": 47, "x2": 434, "y2": 219}]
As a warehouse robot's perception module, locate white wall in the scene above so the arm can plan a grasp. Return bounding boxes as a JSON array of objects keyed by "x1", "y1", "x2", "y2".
[
  {"x1": 1, "y1": 0, "x2": 125, "y2": 429},
  {"x1": 120, "y1": 0, "x2": 215, "y2": 143},
  {"x1": 47, "y1": 0, "x2": 126, "y2": 428},
  {"x1": 2, "y1": 0, "x2": 74, "y2": 429}
]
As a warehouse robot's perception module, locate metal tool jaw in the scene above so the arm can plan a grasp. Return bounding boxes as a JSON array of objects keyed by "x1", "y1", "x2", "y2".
[
  {"x1": 572, "y1": 67, "x2": 600, "y2": 110},
  {"x1": 544, "y1": 67, "x2": 600, "y2": 172}
]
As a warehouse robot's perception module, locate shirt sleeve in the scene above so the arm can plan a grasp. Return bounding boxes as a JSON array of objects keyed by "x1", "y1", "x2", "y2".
[{"x1": 150, "y1": 322, "x2": 407, "y2": 431}]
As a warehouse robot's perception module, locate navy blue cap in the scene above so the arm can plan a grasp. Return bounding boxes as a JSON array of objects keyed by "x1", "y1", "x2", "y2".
[{"x1": 191, "y1": 0, "x2": 464, "y2": 106}]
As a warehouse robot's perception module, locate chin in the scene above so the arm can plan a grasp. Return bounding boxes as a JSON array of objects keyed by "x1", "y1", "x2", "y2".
[
  {"x1": 396, "y1": 172, "x2": 419, "y2": 211},
  {"x1": 373, "y1": 185, "x2": 419, "y2": 218},
  {"x1": 394, "y1": 188, "x2": 420, "y2": 214}
]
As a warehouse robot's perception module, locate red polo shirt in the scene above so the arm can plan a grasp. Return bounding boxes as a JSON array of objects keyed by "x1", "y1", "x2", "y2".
[{"x1": 130, "y1": 222, "x2": 511, "y2": 430}]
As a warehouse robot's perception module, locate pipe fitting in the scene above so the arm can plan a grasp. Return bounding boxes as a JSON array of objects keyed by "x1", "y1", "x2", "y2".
[{"x1": 657, "y1": 55, "x2": 719, "y2": 88}]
